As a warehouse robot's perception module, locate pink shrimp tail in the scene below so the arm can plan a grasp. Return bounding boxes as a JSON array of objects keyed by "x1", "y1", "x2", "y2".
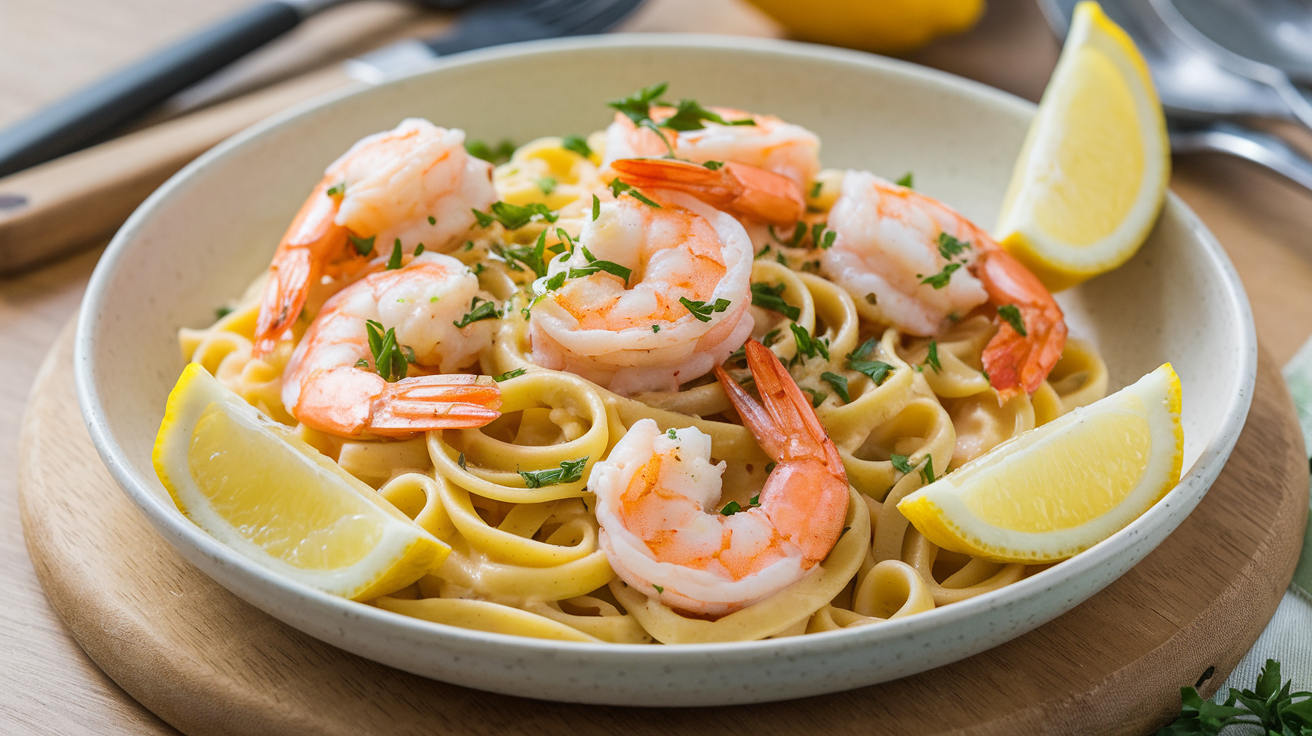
[
  {"x1": 252, "y1": 180, "x2": 358, "y2": 358},
  {"x1": 294, "y1": 367, "x2": 500, "y2": 438},
  {"x1": 714, "y1": 341, "x2": 848, "y2": 564},
  {"x1": 976, "y1": 248, "x2": 1067, "y2": 402},
  {"x1": 609, "y1": 158, "x2": 805, "y2": 226}
]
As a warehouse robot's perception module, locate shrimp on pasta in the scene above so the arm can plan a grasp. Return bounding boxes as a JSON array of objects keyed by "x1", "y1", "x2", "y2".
[
  {"x1": 280, "y1": 252, "x2": 501, "y2": 438},
  {"x1": 822, "y1": 170, "x2": 1067, "y2": 400},
  {"x1": 254, "y1": 119, "x2": 497, "y2": 357},
  {"x1": 591, "y1": 340, "x2": 849, "y2": 616}
]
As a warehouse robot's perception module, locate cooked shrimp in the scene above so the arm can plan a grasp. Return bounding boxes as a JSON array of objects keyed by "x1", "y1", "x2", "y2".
[
  {"x1": 254, "y1": 119, "x2": 496, "y2": 357},
  {"x1": 528, "y1": 191, "x2": 754, "y2": 395},
  {"x1": 822, "y1": 170, "x2": 1066, "y2": 400},
  {"x1": 602, "y1": 106, "x2": 821, "y2": 189},
  {"x1": 281, "y1": 252, "x2": 501, "y2": 438},
  {"x1": 591, "y1": 341, "x2": 849, "y2": 617},
  {"x1": 609, "y1": 158, "x2": 805, "y2": 226}
]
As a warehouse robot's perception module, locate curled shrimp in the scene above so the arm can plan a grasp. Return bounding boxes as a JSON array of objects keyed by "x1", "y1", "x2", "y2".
[
  {"x1": 602, "y1": 106, "x2": 821, "y2": 190},
  {"x1": 254, "y1": 119, "x2": 496, "y2": 357},
  {"x1": 591, "y1": 340, "x2": 850, "y2": 617},
  {"x1": 281, "y1": 252, "x2": 501, "y2": 438},
  {"x1": 822, "y1": 170, "x2": 1067, "y2": 400},
  {"x1": 528, "y1": 190, "x2": 754, "y2": 395}
]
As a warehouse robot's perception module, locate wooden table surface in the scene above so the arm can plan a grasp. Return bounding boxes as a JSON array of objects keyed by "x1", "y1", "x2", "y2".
[{"x1": 2, "y1": 0, "x2": 1310, "y2": 733}]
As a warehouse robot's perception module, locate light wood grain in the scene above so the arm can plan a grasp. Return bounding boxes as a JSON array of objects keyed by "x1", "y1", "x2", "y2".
[
  {"x1": 18, "y1": 322, "x2": 1309, "y2": 736},
  {"x1": 3, "y1": 0, "x2": 1312, "y2": 733}
]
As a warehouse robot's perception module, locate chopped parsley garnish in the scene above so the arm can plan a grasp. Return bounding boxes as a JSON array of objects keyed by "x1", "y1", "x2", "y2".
[
  {"x1": 936, "y1": 232, "x2": 971, "y2": 260},
  {"x1": 762, "y1": 328, "x2": 782, "y2": 347},
  {"x1": 552, "y1": 228, "x2": 574, "y2": 256},
  {"x1": 801, "y1": 387, "x2": 827, "y2": 407},
  {"x1": 924, "y1": 340, "x2": 942, "y2": 373},
  {"x1": 465, "y1": 139, "x2": 515, "y2": 164},
  {"x1": 653, "y1": 584, "x2": 664, "y2": 593},
  {"x1": 326, "y1": 182, "x2": 344, "y2": 197},
  {"x1": 348, "y1": 234, "x2": 375, "y2": 256},
  {"x1": 771, "y1": 221, "x2": 807, "y2": 248},
  {"x1": 919, "y1": 455, "x2": 936, "y2": 484},
  {"x1": 789, "y1": 323, "x2": 830, "y2": 362},
  {"x1": 765, "y1": 462, "x2": 777, "y2": 474},
  {"x1": 890, "y1": 454, "x2": 914, "y2": 474},
  {"x1": 608, "y1": 82, "x2": 669, "y2": 126},
  {"x1": 679, "y1": 296, "x2": 732, "y2": 322},
  {"x1": 820, "y1": 372, "x2": 850, "y2": 403},
  {"x1": 720, "y1": 501, "x2": 743, "y2": 516},
  {"x1": 363, "y1": 319, "x2": 413, "y2": 382},
  {"x1": 457, "y1": 452, "x2": 467, "y2": 470},
  {"x1": 519, "y1": 456, "x2": 589, "y2": 488},
  {"x1": 385, "y1": 239, "x2": 404, "y2": 270},
  {"x1": 537, "y1": 176, "x2": 557, "y2": 195},
  {"x1": 919, "y1": 262, "x2": 961, "y2": 289},
  {"x1": 998, "y1": 304, "x2": 1027, "y2": 336},
  {"x1": 756, "y1": 244, "x2": 772, "y2": 259},
  {"x1": 414, "y1": 242, "x2": 425, "y2": 256},
  {"x1": 809, "y1": 181, "x2": 823, "y2": 198},
  {"x1": 865, "y1": 293, "x2": 878, "y2": 305},
  {"x1": 846, "y1": 338, "x2": 894, "y2": 385},
  {"x1": 569, "y1": 245, "x2": 632, "y2": 284},
  {"x1": 608, "y1": 179, "x2": 661, "y2": 208},
  {"x1": 661, "y1": 98, "x2": 754, "y2": 131},
  {"x1": 895, "y1": 172, "x2": 914, "y2": 188},
  {"x1": 542, "y1": 271, "x2": 567, "y2": 292},
  {"x1": 473, "y1": 201, "x2": 559, "y2": 230},
  {"x1": 497, "y1": 230, "x2": 550, "y2": 278},
  {"x1": 452, "y1": 296, "x2": 500, "y2": 329},
  {"x1": 214, "y1": 306, "x2": 233, "y2": 320},
  {"x1": 493, "y1": 367, "x2": 527, "y2": 382},
  {"x1": 666, "y1": 428, "x2": 678, "y2": 440},
  {"x1": 591, "y1": 194, "x2": 600, "y2": 220},
  {"x1": 427, "y1": 215, "x2": 436, "y2": 225},
  {"x1": 651, "y1": 324, "x2": 660, "y2": 333},
  {"x1": 702, "y1": 160, "x2": 723, "y2": 170},
  {"x1": 750, "y1": 282, "x2": 800, "y2": 320},
  {"x1": 561, "y1": 134, "x2": 592, "y2": 158}
]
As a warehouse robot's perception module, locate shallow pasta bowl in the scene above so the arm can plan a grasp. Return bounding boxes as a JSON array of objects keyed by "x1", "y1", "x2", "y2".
[{"x1": 75, "y1": 35, "x2": 1255, "y2": 706}]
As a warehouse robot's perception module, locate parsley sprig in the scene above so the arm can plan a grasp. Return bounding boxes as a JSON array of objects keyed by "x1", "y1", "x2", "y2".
[
  {"x1": 919, "y1": 262, "x2": 962, "y2": 289},
  {"x1": 1158, "y1": 659, "x2": 1312, "y2": 735},
  {"x1": 519, "y1": 457, "x2": 589, "y2": 488},
  {"x1": 453, "y1": 296, "x2": 501, "y2": 329},
  {"x1": 846, "y1": 337, "x2": 894, "y2": 386},
  {"x1": 472, "y1": 201, "x2": 558, "y2": 230},
  {"x1": 750, "y1": 282, "x2": 800, "y2": 320},
  {"x1": 680, "y1": 296, "x2": 732, "y2": 322},
  {"x1": 790, "y1": 323, "x2": 830, "y2": 362},
  {"x1": 607, "y1": 82, "x2": 754, "y2": 133},
  {"x1": 356, "y1": 319, "x2": 414, "y2": 382},
  {"x1": 569, "y1": 245, "x2": 632, "y2": 284},
  {"x1": 608, "y1": 178, "x2": 662, "y2": 208},
  {"x1": 561, "y1": 134, "x2": 592, "y2": 158}
]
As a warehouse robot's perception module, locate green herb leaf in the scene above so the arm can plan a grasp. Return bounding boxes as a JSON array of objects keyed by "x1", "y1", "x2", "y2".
[
  {"x1": 362, "y1": 319, "x2": 410, "y2": 382},
  {"x1": 497, "y1": 230, "x2": 551, "y2": 279},
  {"x1": 750, "y1": 282, "x2": 800, "y2": 320},
  {"x1": 348, "y1": 234, "x2": 375, "y2": 256},
  {"x1": 924, "y1": 340, "x2": 942, "y2": 373},
  {"x1": 427, "y1": 215, "x2": 436, "y2": 225},
  {"x1": 542, "y1": 271, "x2": 567, "y2": 292},
  {"x1": 591, "y1": 194, "x2": 601, "y2": 221},
  {"x1": 537, "y1": 176, "x2": 557, "y2": 195},
  {"x1": 895, "y1": 172, "x2": 914, "y2": 188},
  {"x1": 453, "y1": 296, "x2": 500, "y2": 329},
  {"x1": 1158, "y1": 659, "x2": 1312, "y2": 736},
  {"x1": 762, "y1": 328, "x2": 782, "y2": 347},
  {"x1": 651, "y1": 324, "x2": 660, "y2": 333},
  {"x1": 608, "y1": 82, "x2": 669, "y2": 125},
  {"x1": 919, "y1": 262, "x2": 962, "y2": 289},
  {"x1": 326, "y1": 182, "x2": 345, "y2": 197},
  {"x1": 660, "y1": 98, "x2": 754, "y2": 131},
  {"x1": 214, "y1": 306, "x2": 233, "y2": 321},
  {"x1": 457, "y1": 452, "x2": 467, "y2": 470},
  {"x1": 479, "y1": 201, "x2": 559, "y2": 230},
  {"x1": 809, "y1": 180, "x2": 822, "y2": 198},
  {"x1": 653, "y1": 584, "x2": 664, "y2": 593},
  {"x1": 821, "y1": 372, "x2": 850, "y2": 403},
  {"x1": 720, "y1": 501, "x2": 743, "y2": 516},
  {"x1": 679, "y1": 296, "x2": 732, "y2": 322},
  {"x1": 569, "y1": 245, "x2": 632, "y2": 284},
  {"x1": 465, "y1": 139, "x2": 516, "y2": 164},
  {"x1": 414, "y1": 242, "x2": 425, "y2": 257},
  {"x1": 936, "y1": 232, "x2": 972, "y2": 260},
  {"x1": 386, "y1": 239, "x2": 404, "y2": 270},
  {"x1": 801, "y1": 387, "x2": 827, "y2": 407},
  {"x1": 820, "y1": 230, "x2": 836, "y2": 249},
  {"x1": 667, "y1": 428, "x2": 678, "y2": 440},
  {"x1": 494, "y1": 367, "x2": 527, "y2": 382},
  {"x1": 919, "y1": 455, "x2": 936, "y2": 484},
  {"x1": 608, "y1": 178, "x2": 661, "y2": 208},
  {"x1": 789, "y1": 323, "x2": 830, "y2": 362},
  {"x1": 519, "y1": 456, "x2": 589, "y2": 488},
  {"x1": 561, "y1": 134, "x2": 592, "y2": 158},
  {"x1": 890, "y1": 454, "x2": 914, "y2": 474},
  {"x1": 765, "y1": 461, "x2": 777, "y2": 474},
  {"x1": 998, "y1": 304, "x2": 1027, "y2": 336},
  {"x1": 702, "y1": 160, "x2": 723, "y2": 170}
]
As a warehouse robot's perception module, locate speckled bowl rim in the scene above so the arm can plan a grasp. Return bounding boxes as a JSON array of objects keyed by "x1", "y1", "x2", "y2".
[{"x1": 74, "y1": 34, "x2": 1256, "y2": 700}]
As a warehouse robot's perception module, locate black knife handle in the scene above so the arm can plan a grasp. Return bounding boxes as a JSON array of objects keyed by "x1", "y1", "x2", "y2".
[{"x1": 0, "y1": 1, "x2": 303, "y2": 178}]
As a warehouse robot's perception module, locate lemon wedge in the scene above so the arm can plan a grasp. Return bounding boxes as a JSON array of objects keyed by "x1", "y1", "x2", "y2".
[
  {"x1": 993, "y1": 1, "x2": 1170, "y2": 292},
  {"x1": 153, "y1": 363, "x2": 448, "y2": 600},
  {"x1": 897, "y1": 364, "x2": 1183, "y2": 563}
]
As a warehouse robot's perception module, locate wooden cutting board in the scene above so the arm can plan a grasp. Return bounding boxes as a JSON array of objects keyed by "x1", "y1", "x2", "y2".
[{"x1": 17, "y1": 319, "x2": 1309, "y2": 736}]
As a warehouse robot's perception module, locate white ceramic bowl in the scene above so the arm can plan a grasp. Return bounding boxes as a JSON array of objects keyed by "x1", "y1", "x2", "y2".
[{"x1": 75, "y1": 35, "x2": 1255, "y2": 706}]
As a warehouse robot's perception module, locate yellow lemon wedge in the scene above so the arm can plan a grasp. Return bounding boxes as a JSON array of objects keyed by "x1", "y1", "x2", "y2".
[
  {"x1": 993, "y1": 1, "x2": 1170, "y2": 292},
  {"x1": 153, "y1": 363, "x2": 448, "y2": 600},
  {"x1": 897, "y1": 364, "x2": 1183, "y2": 563}
]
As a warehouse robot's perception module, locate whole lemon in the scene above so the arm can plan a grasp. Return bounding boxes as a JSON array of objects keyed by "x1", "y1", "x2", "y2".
[{"x1": 744, "y1": 0, "x2": 986, "y2": 55}]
